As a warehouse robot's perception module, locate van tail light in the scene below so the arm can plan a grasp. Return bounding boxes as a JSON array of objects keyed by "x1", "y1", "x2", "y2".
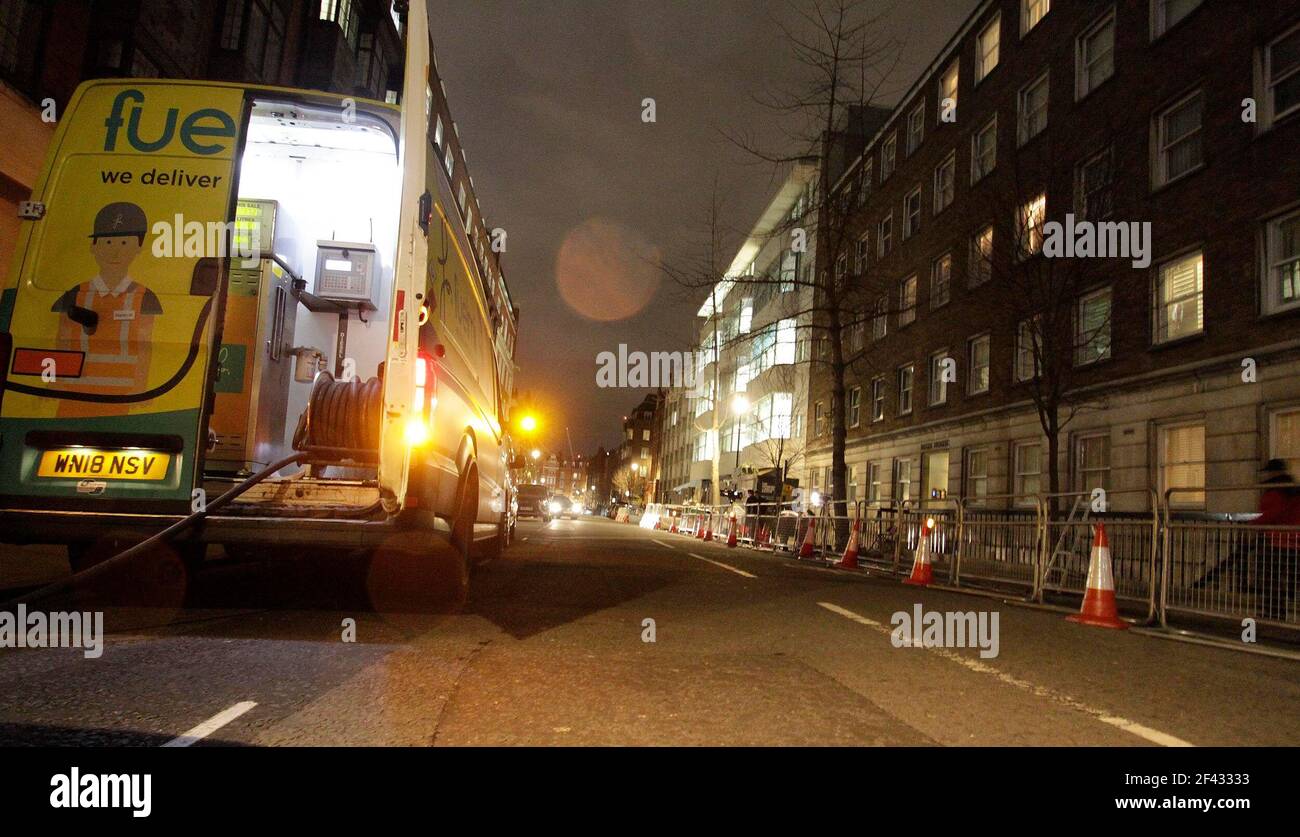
[{"x1": 404, "y1": 351, "x2": 437, "y2": 447}]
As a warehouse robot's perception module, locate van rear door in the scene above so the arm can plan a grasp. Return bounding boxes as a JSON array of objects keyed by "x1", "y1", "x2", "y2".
[{"x1": 0, "y1": 81, "x2": 246, "y2": 512}]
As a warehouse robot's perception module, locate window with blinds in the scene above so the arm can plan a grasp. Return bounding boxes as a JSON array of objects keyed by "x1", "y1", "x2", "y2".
[
  {"x1": 1075, "y1": 287, "x2": 1112, "y2": 365},
  {"x1": 1155, "y1": 91, "x2": 1203, "y2": 186},
  {"x1": 1161, "y1": 423, "x2": 1205, "y2": 506},
  {"x1": 1013, "y1": 442, "x2": 1041, "y2": 503},
  {"x1": 1271, "y1": 409, "x2": 1300, "y2": 477},
  {"x1": 1074, "y1": 434, "x2": 1110, "y2": 493},
  {"x1": 1154, "y1": 251, "x2": 1203, "y2": 343},
  {"x1": 1266, "y1": 211, "x2": 1300, "y2": 314}
]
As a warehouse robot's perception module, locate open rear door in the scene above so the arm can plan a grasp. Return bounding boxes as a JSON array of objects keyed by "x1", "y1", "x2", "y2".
[
  {"x1": 376, "y1": 1, "x2": 432, "y2": 510},
  {"x1": 0, "y1": 81, "x2": 245, "y2": 511}
]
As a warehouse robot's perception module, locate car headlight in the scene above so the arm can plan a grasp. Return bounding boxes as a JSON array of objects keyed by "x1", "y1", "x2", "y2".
[
  {"x1": 548, "y1": 501, "x2": 562, "y2": 514},
  {"x1": 570, "y1": 502, "x2": 583, "y2": 514}
]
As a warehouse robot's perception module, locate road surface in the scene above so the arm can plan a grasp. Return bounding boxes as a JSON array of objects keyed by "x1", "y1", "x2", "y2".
[{"x1": 1, "y1": 516, "x2": 1297, "y2": 746}]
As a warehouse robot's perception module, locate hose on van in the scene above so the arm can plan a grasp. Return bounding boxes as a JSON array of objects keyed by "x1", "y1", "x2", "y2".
[
  {"x1": 2, "y1": 452, "x2": 307, "y2": 608},
  {"x1": 292, "y1": 372, "x2": 383, "y2": 453}
]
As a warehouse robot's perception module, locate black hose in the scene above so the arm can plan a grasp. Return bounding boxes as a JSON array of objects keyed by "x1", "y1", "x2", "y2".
[
  {"x1": 293, "y1": 373, "x2": 383, "y2": 451},
  {"x1": 2, "y1": 452, "x2": 308, "y2": 609}
]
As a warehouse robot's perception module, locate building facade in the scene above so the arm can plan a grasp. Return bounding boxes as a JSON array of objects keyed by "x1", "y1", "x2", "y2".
[{"x1": 804, "y1": 0, "x2": 1300, "y2": 514}]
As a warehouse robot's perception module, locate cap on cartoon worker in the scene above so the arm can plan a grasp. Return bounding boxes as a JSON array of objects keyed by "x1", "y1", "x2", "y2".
[{"x1": 51, "y1": 201, "x2": 163, "y2": 333}]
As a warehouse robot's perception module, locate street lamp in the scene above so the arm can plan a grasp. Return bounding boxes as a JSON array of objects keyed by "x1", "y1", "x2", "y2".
[{"x1": 519, "y1": 414, "x2": 538, "y2": 433}]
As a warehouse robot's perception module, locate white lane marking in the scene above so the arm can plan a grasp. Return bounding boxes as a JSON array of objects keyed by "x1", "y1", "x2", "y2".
[
  {"x1": 162, "y1": 701, "x2": 257, "y2": 747},
  {"x1": 688, "y1": 552, "x2": 757, "y2": 579},
  {"x1": 815, "y1": 602, "x2": 1194, "y2": 748},
  {"x1": 651, "y1": 539, "x2": 675, "y2": 549}
]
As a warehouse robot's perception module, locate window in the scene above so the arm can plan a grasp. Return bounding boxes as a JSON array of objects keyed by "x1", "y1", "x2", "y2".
[
  {"x1": 904, "y1": 187, "x2": 922, "y2": 239},
  {"x1": 867, "y1": 461, "x2": 883, "y2": 501},
  {"x1": 894, "y1": 459, "x2": 914, "y2": 503},
  {"x1": 1013, "y1": 441, "x2": 1043, "y2": 500},
  {"x1": 814, "y1": 402, "x2": 826, "y2": 436},
  {"x1": 849, "y1": 307, "x2": 866, "y2": 351},
  {"x1": 444, "y1": 147, "x2": 454, "y2": 180},
  {"x1": 971, "y1": 115, "x2": 997, "y2": 183},
  {"x1": 898, "y1": 364, "x2": 914, "y2": 414},
  {"x1": 457, "y1": 182, "x2": 468, "y2": 219},
  {"x1": 1016, "y1": 319, "x2": 1041, "y2": 381},
  {"x1": 968, "y1": 333, "x2": 990, "y2": 394},
  {"x1": 1076, "y1": 147, "x2": 1113, "y2": 221},
  {"x1": 434, "y1": 113, "x2": 444, "y2": 149},
  {"x1": 933, "y1": 153, "x2": 955, "y2": 213},
  {"x1": 220, "y1": 0, "x2": 247, "y2": 50},
  {"x1": 971, "y1": 225, "x2": 994, "y2": 286},
  {"x1": 906, "y1": 102, "x2": 926, "y2": 155},
  {"x1": 858, "y1": 160, "x2": 874, "y2": 205},
  {"x1": 1021, "y1": 0, "x2": 1049, "y2": 35},
  {"x1": 1076, "y1": 10, "x2": 1115, "y2": 99},
  {"x1": 320, "y1": 0, "x2": 359, "y2": 51},
  {"x1": 642, "y1": 429, "x2": 651, "y2": 441},
  {"x1": 847, "y1": 387, "x2": 862, "y2": 428},
  {"x1": 1151, "y1": 0, "x2": 1202, "y2": 39},
  {"x1": 1270, "y1": 408, "x2": 1300, "y2": 476},
  {"x1": 931, "y1": 253, "x2": 952, "y2": 308},
  {"x1": 1160, "y1": 422, "x2": 1205, "y2": 507},
  {"x1": 1263, "y1": 24, "x2": 1300, "y2": 127},
  {"x1": 1075, "y1": 433, "x2": 1110, "y2": 493},
  {"x1": 835, "y1": 252, "x2": 848, "y2": 286},
  {"x1": 1018, "y1": 71, "x2": 1050, "y2": 145},
  {"x1": 976, "y1": 15, "x2": 1001, "y2": 83},
  {"x1": 1018, "y1": 193, "x2": 1047, "y2": 257},
  {"x1": 939, "y1": 60, "x2": 958, "y2": 122},
  {"x1": 856, "y1": 234, "x2": 869, "y2": 272},
  {"x1": 899, "y1": 274, "x2": 917, "y2": 326},
  {"x1": 882, "y1": 135, "x2": 897, "y2": 180},
  {"x1": 1075, "y1": 288, "x2": 1112, "y2": 365},
  {"x1": 1153, "y1": 251, "x2": 1204, "y2": 344},
  {"x1": 1265, "y1": 210, "x2": 1300, "y2": 314},
  {"x1": 641, "y1": 447, "x2": 649, "y2": 460},
  {"x1": 871, "y1": 296, "x2": 888, "y2": 341},
  {"x1": 965, "y1": 447, "x2": 990, "y2": 504},
  {"x1": 871, "y1": 377, "x2": 886, "y2": 421},
  {"x1": 1154, "y1": 91, "x2": 1203, "y2": 187},
  {"x1": 878, "y1": 213, "x2": 893, "y2": 257},
  {"x1": 847, "y1": 465, "x2": 859, "y2": 502},
  {"x1": 928, "y1": 350, "x2": 949, "y2": 406}
]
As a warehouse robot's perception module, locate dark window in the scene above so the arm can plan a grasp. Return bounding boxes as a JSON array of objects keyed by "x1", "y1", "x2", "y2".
[{"x1": 0, "y1": 0, "x2": 45, "y2": 92}]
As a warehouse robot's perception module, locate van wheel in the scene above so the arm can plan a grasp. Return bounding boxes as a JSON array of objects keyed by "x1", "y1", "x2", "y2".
[
  {"x1": 441, "y1": 466, "x2": 476, "y2": 606},
  {"x1": 481, "y1": 512, "x2": 507, "y2": 563}
]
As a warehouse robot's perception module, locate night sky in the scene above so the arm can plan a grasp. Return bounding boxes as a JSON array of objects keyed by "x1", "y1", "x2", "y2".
[{"x1": 427, "y1": 0, "x2": 976, "y2": 455}]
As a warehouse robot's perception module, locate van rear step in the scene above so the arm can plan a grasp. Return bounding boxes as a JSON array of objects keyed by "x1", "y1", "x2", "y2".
[{"x1": 202, "y1": 476, "x2": 380, "y2": 513}]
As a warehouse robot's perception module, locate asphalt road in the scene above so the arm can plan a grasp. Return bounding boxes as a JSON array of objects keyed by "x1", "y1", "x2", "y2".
[{"x1": 0, "y1": 516, "x2": 1297, "y2": 746}]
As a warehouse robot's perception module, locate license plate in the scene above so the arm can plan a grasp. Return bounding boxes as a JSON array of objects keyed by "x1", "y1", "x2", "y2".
[{"x1": 36, "y1": 449, "x2": 170, "y2": 481}]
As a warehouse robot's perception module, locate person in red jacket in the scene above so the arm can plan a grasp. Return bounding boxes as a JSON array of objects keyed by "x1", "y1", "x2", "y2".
[{"x1": 1255, "y1": 459, "x2": 1300, "y2": 621}]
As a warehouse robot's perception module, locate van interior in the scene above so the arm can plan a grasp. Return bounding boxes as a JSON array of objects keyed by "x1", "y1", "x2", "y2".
[{"x1": 203, "y1": 97, "x2": 401, "y2": 502}]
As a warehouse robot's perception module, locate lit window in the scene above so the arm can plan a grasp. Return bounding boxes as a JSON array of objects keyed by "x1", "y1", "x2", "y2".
[
  {"x1": 1160, "y1": 423, "x2": 1205, "y2": 507},
  {"x1": 1021, "y1": 0, "x2": 1050, "y2": 35},
  {"x1": 968, "y1": 333, "x2": 990, "y2": 394},
  {"x1": 971, "y1": 225, "x2": 994, "y2": 286},
  {"x1": 931, "y1": 253, "x2": 951, "y2": 308},
  {"x1": 976, "y1": 14, "x2": 1001, "y2": 82},
  {"x1": 867, "y1": 461, "x2": 883, "y2": 501},
  {"x1": 894, "y1": 459, "x2": 914, "y2": 502},
  {"x1": 1014, "y1": 441, "x2": 1042, "y2": 501},
  {"x1": 966, "y1": 447, "x2": 990, "y2": 503},
  {"x1": 847, "y1": 387, "x2": 861, "y2": 428},
  {"x1": 971, "y1": 115, "x2": 997, "y2": 183},
  {"x1": 1270, "y1": 408, "x2": 1300, "y2": 476},
  {"x1": 1018, "y1": 70, "x2": 1050, "y2": 145},
  {"x1": 1018, "y1": 193, "x2": 1047, "y2": 257},
  {"x1": 1076, "y1": 10, "x2": 1115, "y2": 99},
  {"x1": 1075, "y1": 287, "x2": 1112, "y2": 365},
  {"x1": 938, "y1": 60, "x2": 959, "y2": 122},
  {"x1": 871, "y1": 377, "x2": 886, "y2": 421},
  {"x1": 933, "y1": 152, "x2": 955, "y2": 213},
  {"x1": 928, "y1": 350, "x2": 949, "y2": 406},
  {"x1": 1153, "y1": 251, "x2": 1204, "y2": 344},
  {"x1": 899, "y1": 274, "x2": 917, "y2": 326},
  {"x1": 814, "y1": 401, "x2": 826, "y2": 436},
  {"x1": 1154, "y1": 91, "x2": 1203, "y2": 187},
  {"x1": 1075, "y1": 434, "x2": 1110, "y2": 494},
  {"x1": 1264, "y1": 210, "x2": 1300, "y2": 314}
]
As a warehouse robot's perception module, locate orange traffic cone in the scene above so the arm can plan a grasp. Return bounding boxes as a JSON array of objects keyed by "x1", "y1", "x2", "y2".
[
  {"x1": 903, "y1": 518, "x2": 934, "y2": 586},
  {"x1": 1067, "y1": 522, "x2": 1128, "y2": 630},
  {"x1": 696, "y1": 518, "x2": 706, "y2": 539},
  {"x1": 727, "y1": 515, "x2": 738, "y2": 548},
  {"x1": 838, "y1": 519, "x2": 861, "y2": 569},
  {"x1": 798, "y1": 516, "x2": 817, "y2": 558},
  {"x1": 703, "y1": 516, "x2": 713, "y2": 541}
]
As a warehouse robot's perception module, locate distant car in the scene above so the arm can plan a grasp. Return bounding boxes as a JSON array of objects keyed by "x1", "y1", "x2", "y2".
[
  {"x1": 516, "y1": 484, "x2": 551, "y2": 521},
  {"x1": 548, "y1": 495, "x2": 578, "y2": 520}
]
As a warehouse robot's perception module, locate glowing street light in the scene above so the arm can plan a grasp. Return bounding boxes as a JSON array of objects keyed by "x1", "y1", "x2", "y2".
[
  {"x1": 531, "y1": 449, "x2": 541, "y2": 460},
  {"x1": 519, "y1": 414, "x2": 538, "y2": 433}
]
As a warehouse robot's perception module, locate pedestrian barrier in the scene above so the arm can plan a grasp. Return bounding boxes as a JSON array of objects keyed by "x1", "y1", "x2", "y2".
[{"x1": 953, "y1": 494, "x2": 1043, "y2": 594}]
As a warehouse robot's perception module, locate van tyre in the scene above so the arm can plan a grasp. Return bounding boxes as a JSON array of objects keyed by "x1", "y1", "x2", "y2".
[{"x1": 440, "y1": 465, "x2": 476, "y2": 607}]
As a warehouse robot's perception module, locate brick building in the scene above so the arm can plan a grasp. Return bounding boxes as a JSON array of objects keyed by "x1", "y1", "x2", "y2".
[{"x1": 804, "y1": 0, "x2": 1300, "y2": 513}]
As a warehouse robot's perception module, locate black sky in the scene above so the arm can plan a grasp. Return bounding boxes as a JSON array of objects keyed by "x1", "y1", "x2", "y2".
[{"x1": 428, "y1": 0, "x2": 978, "y2": 455}]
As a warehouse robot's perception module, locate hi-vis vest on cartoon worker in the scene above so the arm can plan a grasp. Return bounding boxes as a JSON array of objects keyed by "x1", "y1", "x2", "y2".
[
  {"x1": 0, "y1": 0, "x2": 521, "y2": 598},
  {"x1": 49, "y1": 202, "x2": 163, "y2": 416}
]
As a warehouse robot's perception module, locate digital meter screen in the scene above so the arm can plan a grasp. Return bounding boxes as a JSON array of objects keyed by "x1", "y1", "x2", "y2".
[{"x1": 325, "y1": 259, "x2": 353, "y2": 272}]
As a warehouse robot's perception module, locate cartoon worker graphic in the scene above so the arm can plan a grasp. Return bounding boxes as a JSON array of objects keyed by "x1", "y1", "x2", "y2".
[{"x1": 50, "y1": 201, "x2": 163, "y2": 416}]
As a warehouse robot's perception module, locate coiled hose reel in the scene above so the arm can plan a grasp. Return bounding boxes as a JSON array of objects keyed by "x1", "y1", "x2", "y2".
[{"x1": 292, "y1": 372, "x2": 384, "y2": 454}]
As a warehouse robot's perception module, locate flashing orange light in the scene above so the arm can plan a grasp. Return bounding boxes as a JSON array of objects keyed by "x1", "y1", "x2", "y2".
[{"x1": 520, "y1": 414, "x2": 538, "y2": 433}]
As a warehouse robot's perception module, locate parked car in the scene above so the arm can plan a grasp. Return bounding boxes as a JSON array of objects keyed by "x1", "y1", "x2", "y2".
[{"x1": 516, "y1": 484, "x2": 552, "y2": 521}]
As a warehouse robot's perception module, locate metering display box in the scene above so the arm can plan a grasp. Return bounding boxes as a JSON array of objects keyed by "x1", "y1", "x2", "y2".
[{"x1": 313, "y1": 240, "x2": 378, "y2": 306}]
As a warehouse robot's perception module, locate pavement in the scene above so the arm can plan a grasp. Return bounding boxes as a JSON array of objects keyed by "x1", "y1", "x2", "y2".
[{"x1": 0, "y1": 516, "x2": 1297, "y2": 746}]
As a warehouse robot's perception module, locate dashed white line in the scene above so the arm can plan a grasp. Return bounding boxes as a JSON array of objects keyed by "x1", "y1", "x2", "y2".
[
  {"x1": 651, "y1": 539, "x2": 675, "y2": 549},
  {"x1": 688, "y1": 552, "x2": 757, "y2": 578},
  {"x1": 162, "y1": 701, "x2": 257, "y2": 748},
  {"x1": 815, "y1": 602, "x2": 1194, "y2": 748}
]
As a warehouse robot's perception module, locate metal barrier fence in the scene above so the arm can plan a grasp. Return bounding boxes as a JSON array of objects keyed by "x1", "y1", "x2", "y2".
[{"x1": 641, "y1": 484, "x2": 1298, "y2": 635}]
